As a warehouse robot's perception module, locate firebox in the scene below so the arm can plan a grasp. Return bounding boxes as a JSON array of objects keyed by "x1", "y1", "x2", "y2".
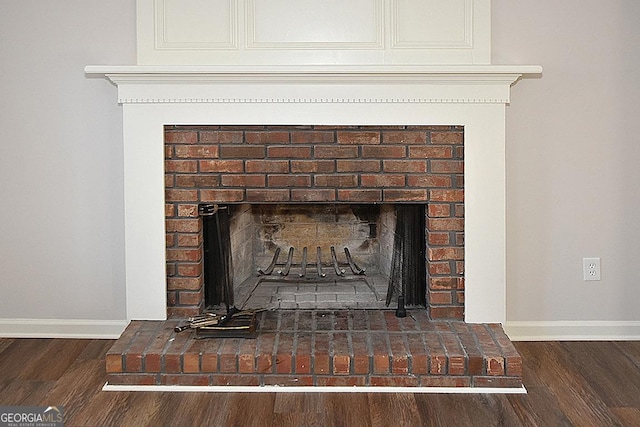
[
  {"x1": 200, "y1": 203, "x2": 428, "y2": 313},
  {"x1": 165, "y1": 125, "x2": 465, "y2": 320}
]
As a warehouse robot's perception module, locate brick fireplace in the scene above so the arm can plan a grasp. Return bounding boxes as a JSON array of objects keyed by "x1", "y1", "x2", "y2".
[
  {"x1": 165, "y1": 125, "x2": 465, "y2": 319},
  {"x1": 88, "y1": 0, "x2": 541, "y2": 390},
  {"x1": 86, "y1": 66, "x2": 540, "y2": 390},
  {"x1": 85, "y1": 64, "x2": 541, "y2": 324}
]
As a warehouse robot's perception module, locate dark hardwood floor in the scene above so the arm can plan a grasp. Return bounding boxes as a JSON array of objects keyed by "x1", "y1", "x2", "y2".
[{"x1": 0, "y1": 338, "x2": 639, "y2": 426}]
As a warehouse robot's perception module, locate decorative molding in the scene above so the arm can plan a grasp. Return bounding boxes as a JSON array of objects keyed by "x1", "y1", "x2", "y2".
[
  {"x1": 0, "y1": 318, "x2": 128, "y2": 339},
  {"x1": 246, "y1": 0, "x2": 384, "y2": 50},
  {"x1": 86, "y1": 65, "x2": 537, "y2": 87},
  {"x1": 391, "y1": 0, "x2": 473, "y2": 49},
  {"x1": 85, "y1": 65, "x2": 540, "y2": 106},
  {"x1": 505, "y1": 321, "x2": 640, "y2": 341},
  {"x1": 136, "y1": 0, "x2": 492, "y2": 65},
  {"x1": 116, "y1": 97, "x2": 511, "y2": 105},
  {"x1": 155, "y1": 0, "x2": 237, "y2": 50}
]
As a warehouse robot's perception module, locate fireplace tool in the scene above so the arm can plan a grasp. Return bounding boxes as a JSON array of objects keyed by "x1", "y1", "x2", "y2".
[
  {"x1": 173, "y1": 310, "x2": 258, "y2": 338},
  {"x1": 176, "y1": 204, "x2": 258, "y2": 338}
]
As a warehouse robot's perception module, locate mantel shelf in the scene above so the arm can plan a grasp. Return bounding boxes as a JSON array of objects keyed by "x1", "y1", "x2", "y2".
[
  {"x1": 85, "y1": 64, "x2": 542, "y2": 85},
  {"x1": 85, "y1": 64, "x2": 542, "y2": 106}
]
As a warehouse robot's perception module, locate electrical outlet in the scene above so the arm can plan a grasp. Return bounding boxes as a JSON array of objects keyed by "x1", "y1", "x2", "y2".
[{"x1": 583, "y1": 257, "x2": 601, "y2": 281}]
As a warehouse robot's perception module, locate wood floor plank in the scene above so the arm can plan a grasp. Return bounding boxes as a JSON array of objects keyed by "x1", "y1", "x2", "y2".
[
  {"x1": 68, "y1": 388, "x2": 133, "y2": 426},
  {"x1": 147, "y1": 392, "x2": 214, "y2": 427},
  {"x1": 40, "y1": 359, "x2": 107, "y2": 422},
  {"x1": 20, "y1": 339, "x2": 90, "y2": 381},
  {"x1": 273, "y1": 392, "x2": 325, "y2": 413},
  {"x1": 414, "y1": 394, "x2": 523, "y2": 427},
  {"x1": 513, "y1": 342, "x2": 547, "y2": 388},
  {"x1": 271, "y1": 412, "x2": 326, "y2": 427},
  {"x1": 92, "y1": 392, "x2": 166, "y2": 427},
  {"x1": 615, "y1": 341, "x2": 640, "y2": 370},
  {"x1": 367, "y1": 393, "x2": 423, "y2": 427},
  {"x1": 76, "y1": 339, "x2": 115, "y2": 361},
  {"x1": 0, "y1": 380, "x2": 56, "y2": 406},
  {"x1": 186, "y1": 394, "x2": 240, "y2": 427},
  {"x1": 0, "y1": 338, "x2": 15, "y2": 355},
  {"x1": 610, "y1": 407, "x2": 640, "y2": 427},
  {"x1": 0, "y1": 339, "x2": 53, "y2": 385},
  {"x1": 508, "y1": 344, "x2": 574, "y2": 426},
  {"x1": 558, "y1": 341, "x2": 640, "y2": 408},
  {"x1": 211, "y1": 393, "x2": 277, "y2": 427},
  {"x1": 323, "y1": 392, "x2": 373, "y2": 427},
  {"x1": 516, "y1": 341, "x2": 624, "y2": 427},
  {"x1": 506, "y1": 386, "x2": 573, "y2": 427}
]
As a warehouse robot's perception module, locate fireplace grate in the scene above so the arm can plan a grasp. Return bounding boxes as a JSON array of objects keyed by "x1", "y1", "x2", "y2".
[
  {"x1": 244, "y1": 244, "x2": 382, "y2": 308},
  {"x1": 258, "y1": 245, "x2": 366, "y2": 278}
]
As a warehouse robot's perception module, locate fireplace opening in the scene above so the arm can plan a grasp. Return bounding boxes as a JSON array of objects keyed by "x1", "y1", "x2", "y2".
[{"x1": 201, "y1": 203, "x2": 427, "y2": 313}]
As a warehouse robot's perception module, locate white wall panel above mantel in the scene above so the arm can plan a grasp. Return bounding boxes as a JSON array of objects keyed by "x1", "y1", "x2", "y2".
[
  {"x1": 137, "y1": 0, "x2": 490, "y2": 65},
  {"x1": 247, "y1": 0, "x2": 383, "y2": 49}
]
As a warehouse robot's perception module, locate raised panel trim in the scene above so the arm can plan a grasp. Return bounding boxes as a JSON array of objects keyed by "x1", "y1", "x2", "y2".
[
  {"x1": 154, "y1": 0, "x2": 238, "y2": 50},
  {"x1": 245, "y1": 0, "x2": 384, "y2": 50},
  {"x1": 391, "y1": 0, "x2": 473, "y2": 49},
  {"x1": 137, "y1": 0, "x2": 492, "y2": 64}
]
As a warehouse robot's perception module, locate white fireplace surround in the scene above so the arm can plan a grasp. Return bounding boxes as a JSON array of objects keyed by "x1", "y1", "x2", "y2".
[{"x1": 85, "y1": 64, "x2": 541, "y2": 324}]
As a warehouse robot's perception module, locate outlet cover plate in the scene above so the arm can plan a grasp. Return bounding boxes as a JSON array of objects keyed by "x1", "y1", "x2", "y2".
[{"x1": 583, "y1": 257, "x2": 601, "y2": 281}]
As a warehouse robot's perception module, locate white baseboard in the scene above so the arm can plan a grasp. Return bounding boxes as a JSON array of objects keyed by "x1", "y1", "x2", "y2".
[
  {"x1": 0, "y1": 318, "x2": 128, "y2": 339},
  {"x1": 505, "y1": 320, "x2": 640, "y2": 341},
  {"x1": 3, "y1": 318, "x2": 639, "y2": 341}
]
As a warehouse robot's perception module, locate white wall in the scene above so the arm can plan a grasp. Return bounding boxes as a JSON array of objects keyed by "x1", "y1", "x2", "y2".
[
  {"x1": 493, "y1": 0, "x2": 640, "y2": 333},
  {"x1": 0, "y1": 1, "x2": 638, "y2": 337},
  {"x1": 0, "y1": 1, "x2": 135, "y2": 329}
]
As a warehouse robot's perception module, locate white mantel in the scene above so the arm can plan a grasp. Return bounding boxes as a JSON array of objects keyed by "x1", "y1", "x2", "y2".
[
  {"x1": 86, "y1": 65, "x2": 537, "y2": 101},
  {"x1": 86, "y1": 64, "x2": 541, "y2": 323}
]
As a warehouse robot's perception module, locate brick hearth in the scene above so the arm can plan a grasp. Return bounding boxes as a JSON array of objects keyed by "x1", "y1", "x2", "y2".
[{"x1": 106, "y1": 310, "x2": 522, "y2": 389}]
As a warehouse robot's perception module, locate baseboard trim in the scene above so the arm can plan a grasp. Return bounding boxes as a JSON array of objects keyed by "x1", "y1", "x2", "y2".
[
  {"x1": 102, "y1": 382, "x2": 527, "y2": 394},
  {"x1": 0, "y1": 318, "x2": 128, "y2": 339},
  {"x1": 4, "y1": 319, "x2": 638, "y2": 341},
  {"x1": 505, "y1": 320, "x2": 640, "y2": 341}
]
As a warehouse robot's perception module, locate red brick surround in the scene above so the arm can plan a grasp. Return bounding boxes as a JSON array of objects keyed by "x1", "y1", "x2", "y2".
[{"x1": 165, "y1": 125, "x2": 464, "y2": 319}]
